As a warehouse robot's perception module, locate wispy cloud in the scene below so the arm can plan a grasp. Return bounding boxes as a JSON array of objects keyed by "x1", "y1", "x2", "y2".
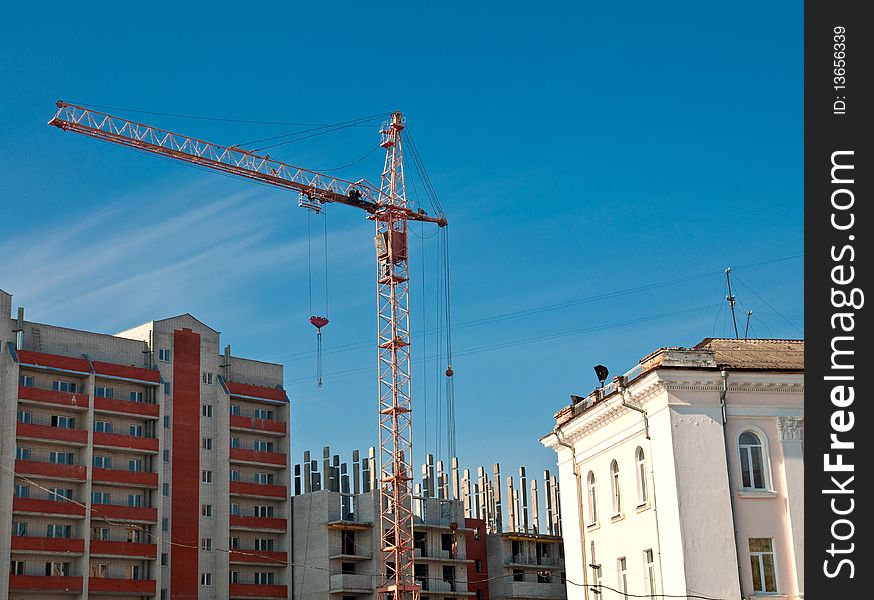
[{"x1": 1, "y1": 177, "x2": 368, "y2": 331}]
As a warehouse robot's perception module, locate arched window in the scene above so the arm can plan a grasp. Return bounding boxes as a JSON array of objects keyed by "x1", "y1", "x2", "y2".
[
  {"x1": 587, "y1": 471, "x2": 598, "y2": 524},
  {"x1": 636, "y1": 447, "x2": 648, "y2": 504},
  {"x1": 610, "y1": 460, "x2": 621, "y2": 515},
  {"x1": 739, "y1": 430, "x2": 770, "y2": 490}
]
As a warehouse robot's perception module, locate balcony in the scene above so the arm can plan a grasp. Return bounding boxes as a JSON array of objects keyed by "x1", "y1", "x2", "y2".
[
  {"x1": 229, "y1": 515, "x2": 287, "y2": 532},
  {"x1": 90, "y1": 539, "x2": 157, "y2": 558},
  {"x1": 92, "y1": 360, "x2": 161, "y2": 384},
  {"x1": 226, "y1": 381, "x2": 288, "y2": 404},
  {"x1": 504, "y1": 580, "x2": 566, "y2": 599},
  {"x1": 92, "y1": 467, "x2": 159, "y2": 488},
  {"x1": 93, "y1": 431, "x2": 159, "y2": 453},
  {"x1": 16, "y1": 459, "x2": 86, "y2": 482},
  {"x1": 229, "y1": 549, "x2": 287, "y2": 565},
  {"x1": 11, "y1": 536, "x2": 85, "y2": 554},
  {"x1": 230, "y1": 481, "x2": 287, "y2": 500},
  {"x1": 8, "y1": 575, "x2": 82, "y2": 593},
  {"x1": 88, "y1": 577, "x2": 156, "y2": 595},
  {"x1": 230, "y1": 415, "x2": 286, "y2": 436},
  {"x1": 329, "y1": 573, "x2": 373, "y2": 593},
  {"x1": 12, "y1": 497, "x2": 86, "y2": 518},
  {"x1": 229, "y1": 583, "x2": 288, "y2": 599},
  {"x1": 18, "y1": 385, "x2": 88, "y2": 411},
  {"x1": 16, "y1": 422, "x2": 88, "y2": 445},
  {"x1": 230, "y1": 447, "x2": 286, "y2": 468},
  {"x1": 94, "y1": 396, "x2": 160, "y2": 419},
  {"x1": 92, "y1": 503, "x2": 157, "y2": 523},
  {"x1": 506, "y1": 555, "x2": 562, "y2": 569},
  {"x1": 17, "y1": 350, "x2": 90, "y2": 374}
]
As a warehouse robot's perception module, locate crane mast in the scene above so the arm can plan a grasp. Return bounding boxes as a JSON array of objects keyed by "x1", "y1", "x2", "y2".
[{"x1": 49, "y1": 101, "x2": 444, "y2": 600}]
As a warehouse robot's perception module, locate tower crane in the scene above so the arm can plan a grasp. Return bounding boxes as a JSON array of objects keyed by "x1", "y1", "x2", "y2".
[{"x1": 48, "y1": 100, "x2": 447, "y2": 600}]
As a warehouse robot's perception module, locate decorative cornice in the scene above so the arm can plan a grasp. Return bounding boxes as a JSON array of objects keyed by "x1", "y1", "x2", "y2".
[
  {"x1": 777, "y1": 416, "x2": 804, "y2": 442},
  {"x1": 663, "y1": 379, "x2": 804, "y2": 394}
]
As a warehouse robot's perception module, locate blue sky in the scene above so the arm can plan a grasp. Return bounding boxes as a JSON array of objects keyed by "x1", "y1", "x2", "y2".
[{"x1": 0, "y1": 2, "x2": 802, "y2": 489}]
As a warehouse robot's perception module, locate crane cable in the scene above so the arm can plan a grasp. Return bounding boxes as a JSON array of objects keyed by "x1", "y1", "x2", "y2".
[{"x1": 306, "y1": 210, "x2": 330, "y2": 387}]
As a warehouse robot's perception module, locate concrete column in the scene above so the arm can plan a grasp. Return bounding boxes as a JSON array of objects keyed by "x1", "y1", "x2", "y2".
[
  {"x1": 544, "y1": 470, "x2": 554, "y2": 535},
  {"x1": 436, "y1": 461, "x2": 445, "y2": 499},
  {"x1": 462, "y1": 469, "x2": 471, "y2": 517},
  {"x1": 451, "y1": 457, "x2": 460, "y2": 501},
  {"x1": 368, "y1": 446, "x2": 377, "y2": 492},
  {"x1": 551, "y1": 475, "x2": 561, "y2": 535},
  {"x1": 362, "y1": 457, "x2": 371, "y2": 494},
  {"x1": 520, "y1": 466, "x2": 529, "y2": 532},
  {"x1": 303, "y1": 450, "x2": 311, "y2": 493},
  {"x1": 777, "y1": 416, "x2": 804, "y2": 595},
  {"x1": 506, "y1": 477, "x2": 516, "y2": 532},
  {"x1": 493, "y1": 464, "x2": 503, "y2": 533},
  {"x1": 322, "y1": 446, "x2": 331, "y2": 492},
  {"x1": 352, "y1": 449, "x2": 361, "y2": 495},
  {"x1": 294, "y1": 464, "x2": 301, "y2": 495},
  {"x1": 426, "y1": 454, "x2": 435, "y2": 497},
  {"x1": 531, "y1": 479, "x2": 540, "y2": 534}
]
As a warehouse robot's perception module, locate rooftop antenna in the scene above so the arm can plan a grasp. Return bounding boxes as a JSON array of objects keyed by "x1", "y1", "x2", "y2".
[
  {"x1": 744, "y1": 310, "x2": 753, "y2": 340},
  {"x1": 725, "y1": 267, "x2": 739, "y2": 339}
]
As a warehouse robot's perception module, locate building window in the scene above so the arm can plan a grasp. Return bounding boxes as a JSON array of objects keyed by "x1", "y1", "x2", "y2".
[
  {"x1": 201, "y1": 470, "x2": 213, "y2": 484},
  {"x1": 19, "y1": 375, "x2": 34, "y2": 387},
  {"x1": 254, "y1": 408, "x2": 273, "y2": 420},
  {"x1": 93, "y1": 455, "x2": 112, "y2": 469},
  {"x1": 163, "y1": 483, "x2": 170, "y2": 496},
  {"x1": 202, "y1": 405, "x2": 212, "y2": 418},
  {"x1": 229, "y1": 404, "x2": 241, "y2": 416},
  {"x1": 49, "y1": 488, "x2": 73, "y2": 502},
  {"x1": 230, "y1": 504, "x2": 241, "y2": 516},
  {"x1": 749, "y1": 538, "x2": 778, "y2": 593},
  {"x1": 200, "y1": 573, "x2": 212, "y2": 586},
  {"x1": 739, "y1": 431, "x2": 771, "y2": 491},
  {"x1": 92, "y1": 491, "x2": 111, "y2": 504},
  {"x1": 610, "y1": 460, "x2": 622, "y2": 515},
  {"x1": 636, "y1": 447, "x2": 648, "y2": 505},
  {"x1": 202, "y1": 372, "x2": 213, "y2": 385},
  {"x1": 513, "y1": 569, "x2": 524, "y2": 582},
  {"x1": 52, "y1": 381, "x2": 77, "y2": 393},
  {"x1": 17, "y1": 410, "x2": 32, "y2": 423},
  {"x1": 161, "y1": 553, "x2": 168, "y2": 566},
  {"x1": 587, "y1": 471, "x2": 598, "y2": 524},
  {"x1": 163, "y1": 449, "x2": 170, "y2": 462},
  {"x1": 92, "y1": 527, "x2": 109, "y2": 540},
  {"x1": 158, "y1": 349, "x2": 171, "y2": 362},
  {"x1": 14, "y1": 484, "x2": 30, "y2": 498},
  {"x1": 475, "y1": 559, "x2": 483, "y2": 573},
  {"x1": 129, "y1": 459, "x2": 144, "y2": 472},
  {"x1": 618, "y1": 557, "x2": 628, "y2": 597},
  {"x1": 230, "y1": 437, "x2": 241, "y2": 449},
  {"x1": 16, "y1": 447, "x2": 31, "y2": 461},
  {"x1": 51, "y1": 415, "x2": 76, "y2": 429},
  {"x1": 45, "y1": 562, "x2": 71, "y2": 576},
  {"x1": 95, "y1": 386, "x2": 113, "y2": 398},
  {"x1": 127, "y1": 494, "x2": 143, "y2": 507},
  {"x1": 230, "y1": 570, "x2": 240, "y2": 583},
  {"x1": 163, "y1": 382, "x2": 171, "y2": 395},
  {"x1": 129, "y1": 425, "x2": 144, "y2": 437},
  {"x1": 50, "y1": 451, "x2": 75, "y2": 465},
  {"x1": 254, "y1": 505, "x2": 274, "y2": 518},
  {"x1": 254, "y1": 440, "x2": 274, "y2": 452},
  {"x1": 162, "y1": 518, "x2": 168, "y2": 531},
  {"x1": 255, "y1": 472, "x2": 274, "y2": 485},
  {"x1": 644, "y1": 549, "x2": 656, "y2": 598},
  {"x1": 255, "y1": 572, "x2": 275, "y2": 585},
  {"x1": 229, "y1": 536, "x2": 240, "y2": 548},
  {"x1": 11, "y1": 560, "x2": 26, "y2": 575},
  {"x1": 202, "y1": 438, "x2": 213, "y2": 450},
  {"x1": 94, "y1": 421, "x2": 113, "y2": 433},
  {"x1": 90, "y1": 563, "x2": 108, "y2": 578},
  {"x1": 202, "y1": 504, "x2": 213, "y2": 517},
  {"x1": 163, "y1": 415, "x2": 170, "y2": 428},
  {"x1": 129, "y1": 391, "x2": 144, "y2": 402},
  {"x1": 201, "y1": 538, "x2": 212, "y2": 551},
  {"x1": 46, "y1": 524, "x2": 72, "y2": 538},
  {"x1": 255, "y1": 538, "x2": 275, "y2": 551},
  {"x1": 13, "y1": 522, "x2": 27, "y2": 536}
]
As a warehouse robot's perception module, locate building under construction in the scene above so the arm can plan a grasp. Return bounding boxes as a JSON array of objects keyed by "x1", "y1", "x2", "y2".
[{"x1": 290, "y1": 447, "x2": 567, "y2": 600}]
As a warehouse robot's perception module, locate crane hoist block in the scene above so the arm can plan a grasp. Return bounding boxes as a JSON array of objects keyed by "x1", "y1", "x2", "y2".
[{"x1": 374, "y1": 230, "x2": 408, "y2": 264}]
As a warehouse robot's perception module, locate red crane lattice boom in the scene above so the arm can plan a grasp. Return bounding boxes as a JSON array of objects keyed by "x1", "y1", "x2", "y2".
[{"x1": 49, "y1": 100, "x2": 446, "y2": 600}]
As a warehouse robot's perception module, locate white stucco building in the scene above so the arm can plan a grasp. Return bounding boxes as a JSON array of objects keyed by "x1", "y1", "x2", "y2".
[{"x1": 542, "y1": 338, "x2": 803, "y2": 600}]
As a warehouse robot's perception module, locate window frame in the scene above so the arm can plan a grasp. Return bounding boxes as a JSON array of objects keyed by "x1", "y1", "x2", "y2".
[
  {"x1": 748, "y1": 537, "x2": 779, "y2": 594},
  {"x1": 737, "y1": 427, "x2": 774, "y2": 492},
  {"x1": 610, "y1": 460, "x2": 622, "y2": 516}
]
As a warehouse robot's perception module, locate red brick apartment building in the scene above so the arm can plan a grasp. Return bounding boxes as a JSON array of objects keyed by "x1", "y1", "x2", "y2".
[{"x1": 0, "y1": 288, "x2": 291, "y2": 600}]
